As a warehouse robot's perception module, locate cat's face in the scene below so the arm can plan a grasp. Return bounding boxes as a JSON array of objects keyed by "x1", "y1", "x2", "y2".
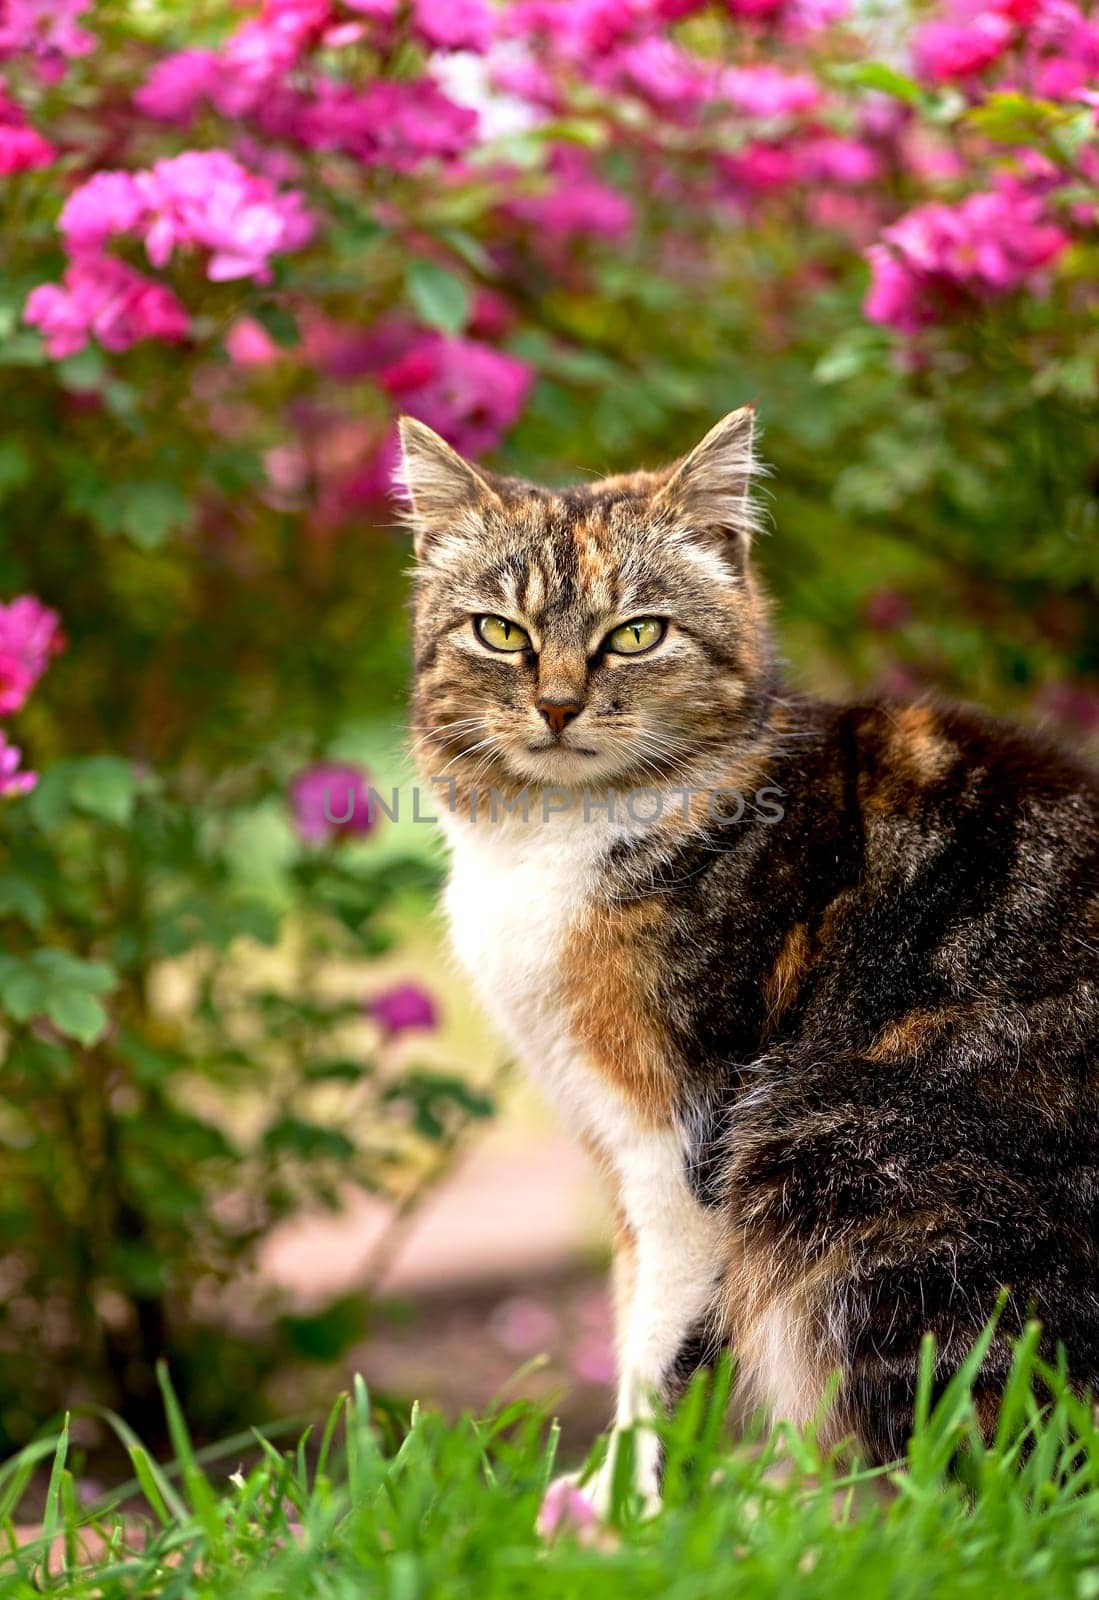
[{"x1": 402, "y1": 411, "x2": 773, "y2": 794}]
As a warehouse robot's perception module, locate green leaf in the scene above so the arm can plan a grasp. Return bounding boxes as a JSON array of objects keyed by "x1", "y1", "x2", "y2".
[
  {"x1": 382, "y1": 1070, "x2": 495, "y2": 1142},
  {"x1": 406, "y1": 260, "x2": 470, "y2": 334},
  {"x1": 262, "y1": 1116, "x2": 356, "y2": 1161},
  {"x1": 0, "y1": 874, "x2": 46, "y2": 928},
  {"x1": 964, "y1": 91, "x2": 1064, "y2": 144},
  {"x1": 32, "y1": 949, "x2": 116, "y2": 992},
  {"x1": 832, "y1": 61, "x2": 924, "y2": 105},
  {"x1": 27, "y1": 763, "x2": 77, "y2": 830},
  {"x1": 433, "y1": 227, "x2": 497, "y2": 278},
  {"x1": 0, "y1": 330, "x2": 48, "y2": 368},
  {"x1": 814, "y1": 329, "x2": 890, "y2": 385},
  {"x1": 0, "y1": 948, "x2": 117, "y2": 1037},
  {"x1": 57, "y1": 348, "x2": 107, "y2": 392},
  {"x1": 206, "y1": 445, "x2": 265, "y2": 495},
  {"x1": 45, "y1": 988, "x2": 108, "y2": 1046},
  {"x1": 68, "y1": 756, "x2": 139, "y2": 825},
  {"x1": 526, "y1": 115, "x2": 607, "y2": 148},
  {"x1": 253, "y1": 301, "x2": 299, "y2": 349},
  {"x1": 0, "y1": 439, "x2": 31, "y2": 502},
  {"x1": 303, "y1": 1058, "x2": 372, "y2": 1083},
  {"x1": 115, "y1": 482, "x2": 191, "y2": 549},
  {"x1": 0, "y1": 964, "x2": 48, "y2": 1022},
  {"x1": 67, "y1": 478, "x2": 191, "y2": 549}
]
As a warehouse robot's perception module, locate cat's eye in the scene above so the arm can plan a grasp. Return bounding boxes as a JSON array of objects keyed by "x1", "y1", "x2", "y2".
[
  {"x1": 605, "y1": 618, "x2": 666, "y2": 656},
  {"x1": 475, "y1": 615, "x2": 530, "y2": 653}
]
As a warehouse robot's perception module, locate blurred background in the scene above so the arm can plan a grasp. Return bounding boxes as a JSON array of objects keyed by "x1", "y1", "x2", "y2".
[{"x1": 0, "y1": 0, "x2": 1096, "y2": 1470}]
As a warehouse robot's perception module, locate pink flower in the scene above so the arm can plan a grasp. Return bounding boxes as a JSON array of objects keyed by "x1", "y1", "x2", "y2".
[
  {"x1": 864, "y1": 245, "x2": 929, "y2": 334},
  {"x1": 506, "y1": 149, "x2": 633, "y2": 241},
  {"x1": 491, "y1": 50, "x2": 560, "y2": 108},
  {"x1": 300, "y1": 79, "x2": 478, "y2": 168},
  {"x1": 721, "y1": 63, "x2": 822, "y2": 116},
  {"x1": 505, "y1": 0, "x2": 640, "y2": 58},
  {"x1": 139, "y1": 151, "x2": 314, "y2": 282},
  {"x1": 604, "y1": 37, "x2": 718, "y2": 119},
  {"x1": 537, "y1": 1480, "x2": 599, "y2": 1541},
  {"x1": 1031, "y1": 0, "x2": 1099, "y2": 74},
  {"x1": 0, "y1": 0, "x2": 95, "y2": 82},
  {"x1": 225, "y1": 316, "x2": 280, "y2": 366},
  {"x1": 289, "y1": 762, "x2": 374, "y2": 844},
  {"x1": 0, "y1": 734, "x2": 36, "y2": 796},
  {"x1": 223, "y1": 18, "x2": 308, "y2": 90},
  {"x1": 864, "y1": 188, "x2": 1070, "y2": 333},
  {"x1": 796, "y1": 135, "x2": 880, "y2": 185},
  {"x1": 913, "y1": 14, "x2": 1014, "y2": 81},
  {"x1": 60, "y1": 171, "x2": 148, "y2": 253},
  {"x1": 572, "y1": 1335, "x2": 615, "y2": 1384},
  {"x1": 25, "y1": 257, "x2": 189, "y2": 359},
  {"x1": 57, "y1": 154, "x2": 300, "y2": 284},
  {"x1": 264, "y1": 441, "x2": 308, "y2": 498},
  {"x1": 135, "y1": 5, "x2": 339, "y2": 127},
  {"x1": 134, "y1": 49, "x2": 222, "y2": 123},
  {"x1": 1035, "y1": 54, "x2": 1088, "y2": 97},
  {"x1": 368, "y1": 983, "x2": 439, "y2": 1034},
  {"x1": 721, "y1": 141, "x2": 799, "y2": 193},
  {"x1": 304, "y1": 314, "x2": 531, "y2": 464},
  {"x1": 490, "y1": 1296, "x2": 560, "y2": 1353},
  {"x1": 0, "y1": 121, "x2": 53, "y2": 173},
  {"x1": 219, "y1": 0, "x2": 330, "y2": 99},
  {"x1": 468, "y1": 289, "x2": 514, "y2": 339},
  {"x1": 864, "y1": 589, "x2": 913, "y2": 632},
  {"x1": 413, "y1": 0, "x2": 493, "y2": 52},
  {"x1": 380, "y1": 333, "x2": 533, "y2": 457},
  {"x1": 787, "y1": 0, "x2": 849, "y2": 27},
  {"x1": 0, "y1": 596, "x2": 63, "y2": 715}
]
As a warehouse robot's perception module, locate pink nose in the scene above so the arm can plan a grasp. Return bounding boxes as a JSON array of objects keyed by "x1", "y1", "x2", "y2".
[{"x1": 536, "y1": 698, "x2": 583, "y2": 737}]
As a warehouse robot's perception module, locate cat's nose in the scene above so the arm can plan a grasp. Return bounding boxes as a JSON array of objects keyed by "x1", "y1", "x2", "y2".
[{"x1": 536, "y1": 698, "x2": 584, "y2": 737}]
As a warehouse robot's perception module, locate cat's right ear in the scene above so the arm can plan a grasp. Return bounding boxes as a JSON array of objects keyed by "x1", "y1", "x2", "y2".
[
  {"x1": 396, "y1": 416, "x2": 502, "y2": 562},
  {"x1": 653, "y1": 406, "x2": 765, "y2": 562}
]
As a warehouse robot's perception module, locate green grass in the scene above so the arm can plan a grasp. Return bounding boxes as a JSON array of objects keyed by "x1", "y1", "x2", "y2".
[{"x1": 3, "y1": 1330, "x2": 1099, "y2": 1598}]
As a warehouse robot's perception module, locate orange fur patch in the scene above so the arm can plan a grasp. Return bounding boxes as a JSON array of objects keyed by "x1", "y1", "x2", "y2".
[
  {"x1": 561, "y1": 898, "x2": 677, "y2": 1125},
  {"x1": 762, "y1": 922, "x2": 812, "y2": 1035},
  {"x1": 889, "y1": 704, "x2": 955, "y2": 785},
  {"x1": 866, "y1": 1008, "x2": 947, "y2": 1061}
]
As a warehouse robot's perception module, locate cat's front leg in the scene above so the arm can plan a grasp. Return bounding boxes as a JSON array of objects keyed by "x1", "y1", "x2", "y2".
[
  {"x1": 603, "y1": 1171, "x2": 726, "y2": 1514},
  {"x1": 549, "y1": 1132, "x2": 727, "y2": 1524}
]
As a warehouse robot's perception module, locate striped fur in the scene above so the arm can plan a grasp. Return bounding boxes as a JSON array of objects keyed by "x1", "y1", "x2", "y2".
[{"x1": 402, "y1": 414, "x2": 1099, "y2": 1500}]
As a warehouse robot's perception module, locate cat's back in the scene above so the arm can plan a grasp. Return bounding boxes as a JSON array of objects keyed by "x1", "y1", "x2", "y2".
[
  {"x1": 846, "y1": 694, "x2": 1099, "y2": 814},
  {"x1": 840, "y1": 696, "x2": 1099, "y2": 931}
]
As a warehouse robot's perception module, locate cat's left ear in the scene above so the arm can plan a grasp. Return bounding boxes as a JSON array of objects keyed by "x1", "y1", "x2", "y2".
[
  {"x1": 396, "y1": 416, "x2": 503, "y2": 562},
  {"x1": 654, "y1": 407, "x2": 763, "y2": 561}
]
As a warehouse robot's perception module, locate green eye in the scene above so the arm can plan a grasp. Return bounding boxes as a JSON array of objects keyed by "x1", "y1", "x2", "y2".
[
  {"x1": 606, "y1": 618, "x2": 666, "y2": 656},
  {"x1": 475, "y1": 615, "x2": 530, "y2": 653}
]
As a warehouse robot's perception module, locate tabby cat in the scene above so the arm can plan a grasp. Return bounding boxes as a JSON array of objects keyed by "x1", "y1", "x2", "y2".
[{"x1": 400, "y1": 408, "x2": 1099, "y2": 1513}]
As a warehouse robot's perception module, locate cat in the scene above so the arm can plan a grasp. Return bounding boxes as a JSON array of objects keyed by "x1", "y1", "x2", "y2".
[{"x1": 399, "y1": 407, "x2": 1099, "y2": 1515}]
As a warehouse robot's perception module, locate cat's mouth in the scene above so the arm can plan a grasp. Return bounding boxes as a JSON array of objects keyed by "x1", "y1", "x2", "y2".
[{"x1": 526, "y1": 741, "x2": 600, "y2": 757}]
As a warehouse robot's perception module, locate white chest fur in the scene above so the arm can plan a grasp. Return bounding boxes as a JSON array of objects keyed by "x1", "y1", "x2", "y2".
[
  {"x1": 441, "y1": 807, "x2": 607, "y2": 1117},
  {"x1": 439, "y1": 801, "x2": 729, "y2": 1432},
  {"x1": 439, "y1": 806, "x2": 673, "y2": 1163}
]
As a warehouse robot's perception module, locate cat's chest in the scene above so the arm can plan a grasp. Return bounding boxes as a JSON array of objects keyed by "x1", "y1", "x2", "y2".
[{"x1": 440, "y1": 810, "x2": 657, "y2": 1145}]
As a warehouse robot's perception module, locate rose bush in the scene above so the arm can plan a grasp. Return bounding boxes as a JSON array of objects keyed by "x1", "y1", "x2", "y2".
[{"x1": 0, "y1": 0, "x2": 1096, "y2": 1439}]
